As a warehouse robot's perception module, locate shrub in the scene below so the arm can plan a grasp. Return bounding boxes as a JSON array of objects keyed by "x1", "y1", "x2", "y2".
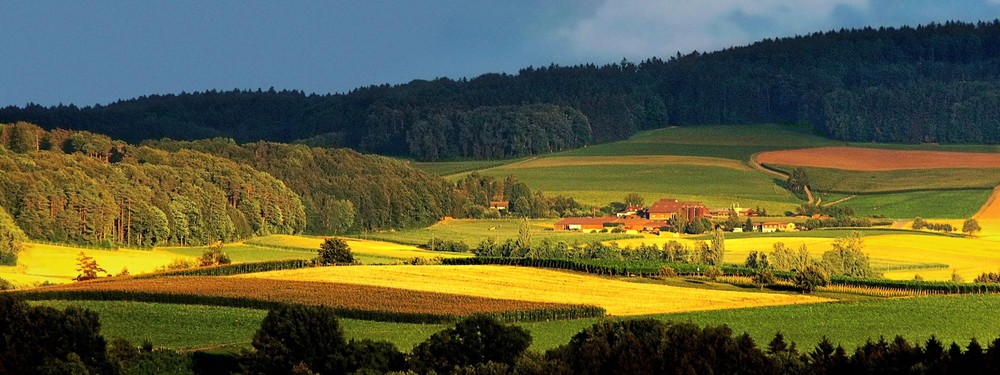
[
  {"x1": 793, "y1": 266, "x2": 829, "y2": 293},
  {"x1": 974, "y1": 272, "x2": 1000, "y2": 284},
  {"x1": 198, "y1": 241, "x2": 231, "y2": 267},
  {"x1": 0, "y1": 277, "x2": 14, "y2": 290},
  {"x1": 659, "y1": 265, "x2": 677, "y2": 277},
  {"x1": 753, "y1": 269, "x2": 777, "y2": 289},
  {"x1": 158, "y1": 258, "x2": 198, "y2": 271},
  {"x1": 318, "y1": 237, "x2": 354, "y2": 265},
  {"x1": 704, "y1": 266, "x2": 723, "y2": 281}
]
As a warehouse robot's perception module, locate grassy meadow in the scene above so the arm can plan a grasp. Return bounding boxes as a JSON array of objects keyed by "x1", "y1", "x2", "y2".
[
  {"x1": 360, "y1": 218, "x2": 638, "y2": 246},
  {"x1": 0, "y1": 243, "x2": 187, "y2": 287}
]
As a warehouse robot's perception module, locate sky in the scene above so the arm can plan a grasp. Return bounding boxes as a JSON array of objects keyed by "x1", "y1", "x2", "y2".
[{"x1": 2, "y1": 0, "x2": 999, "y2": 107}]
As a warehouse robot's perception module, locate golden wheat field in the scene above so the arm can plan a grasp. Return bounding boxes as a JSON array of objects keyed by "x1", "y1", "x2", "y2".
[
  {"x1": 0, "y1": 243, "x2": 186, "y2": 287},
  {"x1": 497, "y1": 155, "x2": 751, "y2": 171},
  {"x1": 237, "y1": 265, "x2": 832, "y2": 315}
]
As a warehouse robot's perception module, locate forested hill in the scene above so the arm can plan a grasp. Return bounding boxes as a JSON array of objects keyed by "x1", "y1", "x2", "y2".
[
  {"x1": 0, "y1": 122, "x2": 458, "y2": 249},
  {"x1": 3, "y1": 21, "x2": 1000, "y2": 160},
  {"x1": 143, "y1": 138, "x2": 456, "y2": 233}
]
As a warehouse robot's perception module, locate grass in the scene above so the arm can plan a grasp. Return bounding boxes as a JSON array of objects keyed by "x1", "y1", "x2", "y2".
[
  {"x1": 0, "y1": 242, "x2": 187, "y2": 287},
  {"x1": 160, "y1": 243, "x2": 311, "y2": 263},
  {"x1": 242, "y1": 265, "x2": 831, "y2": 316},
  {"x1": 521, "y1": 294, "x2": 1000, "y2": 351},
  {"x1": 767, "y1": 164, "x2": 1000, "y2": 193},
  {"x1": 28, "y1": 300, "x2": 448, "y2": 352},
  {"x1": 473, "y1": 163, "x2": 802, "y2": 210},
  {"x1": 244, "y1": 234, "x2": 472, "y2": 263},
  {"x1": 413, "y1": 158, "x2": 521, "y2": 176},
  {"x1": 360, "y1": 219, "x2": 639, "y2": 246},
  {"x1": 557, "y1": 124, "x2": 836, "y2": 160},
  {"x1": 31, "y1": 300, "x2": 266, "y2": 350},
  {"x1": 840, "y1": 190, "x2": 993, "y2": 219}
]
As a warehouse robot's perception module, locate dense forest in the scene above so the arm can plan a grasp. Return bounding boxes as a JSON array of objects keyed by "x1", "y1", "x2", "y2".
[
  {"x1": 2, "y1": 21, "x2": 999, "y2": 160},
  {"x1": 0, "y1": 122, "x2": 305, "y2": 248}
]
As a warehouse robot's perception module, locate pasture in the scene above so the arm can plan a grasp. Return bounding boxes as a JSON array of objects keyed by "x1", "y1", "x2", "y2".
[
  {"x1": 360, "y1": 218, "x2": 638, "y2": 246},
  {"x1": 839, "y1": 190, "x2": 993, "y2": 219},
  {"x1": 473, "y1": 163, "x2": 801, "y2": 210},
  {"x1": 767, "y1": 164, "x2": 1000, "y2": 193},
  {"x1": 239, "y1": 265, "x2": 831, "y2": 316},
  {"x1": 0, "y1": 243, "x2": 186, "y2": 287},
  {"x1": 523, "y1": 294, "x2": 1000, "y2": 351}
]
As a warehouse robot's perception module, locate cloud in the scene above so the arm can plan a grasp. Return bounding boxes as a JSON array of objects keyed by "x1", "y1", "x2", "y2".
[{"x1": 557, "y1": 0, "x2": 871, "y2": 58}]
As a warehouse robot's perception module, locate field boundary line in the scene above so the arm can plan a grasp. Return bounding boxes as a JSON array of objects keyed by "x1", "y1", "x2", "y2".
[
  {"x1": 973, "y1": 185, "x2": 1000, "y2": 219},
  {"x1": 750, "y1": 153, "x2": 813, "y2": 203}
]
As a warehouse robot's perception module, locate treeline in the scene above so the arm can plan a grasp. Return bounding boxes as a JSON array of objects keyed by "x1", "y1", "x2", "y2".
[
  {"x1": 144, "y1": 137, "x2": 455, "y2": 233},
  {"x1": 4, "y1": 21, "x2": 1000, "y2": 159},
  {"x1": 0, "y1": 122, "x2": 305, "y2": 249},
  {"x1": 452, "y1": 173, "x2": 589, "y2": 218}
]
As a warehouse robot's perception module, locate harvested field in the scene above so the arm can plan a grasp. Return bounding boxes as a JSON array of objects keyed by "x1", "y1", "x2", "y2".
[
  {"x1": 757, "y1": 146, "x2": 1000, "y2": 171},
  {"x1": 247, "y1": 234, "x2": 471, "y2": 261},
  {"x1": 25, "y1": 276, "x2": 582, "y2": 318},
  {"x1": 497, "y1": 155, "x2": 750, "y2": 171},
  {"x1": 0, "y1": 243, "x2": 186, "y2": 286},
  {"x1": 238, "y1": 265, "x2": 832, "y2": 316}
]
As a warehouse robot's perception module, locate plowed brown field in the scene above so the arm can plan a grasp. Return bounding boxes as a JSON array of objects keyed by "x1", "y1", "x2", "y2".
[{"x1": 757, "y1": 147, "x2": 1000, "y2": 171}]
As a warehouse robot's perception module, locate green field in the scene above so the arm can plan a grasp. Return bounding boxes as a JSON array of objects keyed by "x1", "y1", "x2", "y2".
[
  {"x1": 162, "y1": 243, "x2": 311, "y2": 263},
  {"x1": 840, "y1": 190, "x2": 993, "y2": 219},
  {"x1": 522, "y1": 294, "x2": 1000, "y2": 351},
  {"x1": 768, "y1": 164, "x2": 1000, "y2": 193},
  {"x1": 475, "y1": 163, "x2": 802, "y2": 210},
  {"x1": 361, "y1": 218, "x2": 639, "y2": 246},
  {"x1": 34, "y1": 294, "x2": 1000, "y2": 354},
  {"x1": 413, "y1": 158, "x2": 522, "y2": 176},
  {"x1": 557, "y1": 124, "x2": 836, "y2": 160}
]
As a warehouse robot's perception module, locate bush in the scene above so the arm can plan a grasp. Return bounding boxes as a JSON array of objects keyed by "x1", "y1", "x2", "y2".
[
  {"x1": 198, "y1": 241, "x2": 231, "y2": 267},
  {"x1": 659, "y1": 265, "x2": 677, "y2": 277},
  {"x1": 0, "y1": 277, "x2": 14, "y2": 290},
  {"x1": 974, "y1": 272, "x2": 1000, "y2": 283},
  {"x1": 0, "y1": 295, "x2": 113, "y2": 374},
  {"x1": 409, "y1": 315, "x2": 531, "y2": 374},
  {"x1": 793, "y1": 266, "x2": 829, "y2": 293},
  {"x1": 158, "y1": 258, "x2": 198, "y2": 271},
  {"x1": 704, "y1": 266, "x2": 722, "y2": 281},
  {"x1": 753, "y1": 269, "x2": 777, "y2": 288},
  {"x1": 424, "y1": 238, "x2": 470, "y2": 253},
  {"x1": 318, "y1": 237, "x2": 354, "y2": 265}
]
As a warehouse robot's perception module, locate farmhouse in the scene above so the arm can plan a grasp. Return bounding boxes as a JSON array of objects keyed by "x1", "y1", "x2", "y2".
[
  {"x1": 489, "y1": 201, "x2": 509, "y2": 211},
  {"x1": 708, "y1": 206, "x2": 756, "y2": 218},
  {"x1": 759, "y1": 222, "x2": 797, "y2": 233},
  {"x1": 553, "y1": 217, "x2": 670, "y2": 233},
  {"x1": 616, "y1": 204, "x2": 645, "y2": 218},
  {"x1": 648, "y1": 198, "x2": 708, "y2": 221}
]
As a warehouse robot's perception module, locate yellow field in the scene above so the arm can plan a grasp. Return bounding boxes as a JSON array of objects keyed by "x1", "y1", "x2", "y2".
[
  {"x1": 236, "y1": 265, "x2": 831, "y2": 315},
  {"x1": 0, "y1": 243, "x2": 187, "y2": 287},
  {"x1": 615, "y1": 234, "x2": 1000, "y2": 282},
  {"x1": 252, "y1": 234, "x2": 470, "y2": 260},
  {"x1": 497, "y1": 155, "x2": 750, "y2": 171}
]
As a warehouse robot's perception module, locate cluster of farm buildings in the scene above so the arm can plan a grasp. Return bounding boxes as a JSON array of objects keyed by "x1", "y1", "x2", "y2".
[{"x1": 552, "y1": 198, "x2": 795, "y2": 234}]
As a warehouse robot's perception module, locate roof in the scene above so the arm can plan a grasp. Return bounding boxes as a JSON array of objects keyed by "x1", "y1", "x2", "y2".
[
  {"x1": 761, "y1": 222, "x2": 791, "y2": 226},
  {"x1": 489, "y1": 201, "x2": 509, "y2": 207},
  {"x1": 555, "y1": 217, "x2": 671, "y2": 229},
  {"x1": 648, "y1": 198, "x2": 707, "y2": 213}
]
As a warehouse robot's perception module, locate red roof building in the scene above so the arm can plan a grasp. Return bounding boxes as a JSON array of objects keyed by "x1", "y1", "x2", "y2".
[{"x1": 647, "y1": 198, "x2": 708, "y2": 222}]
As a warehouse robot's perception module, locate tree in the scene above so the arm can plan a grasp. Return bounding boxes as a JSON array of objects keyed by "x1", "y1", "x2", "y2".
[
  {"x1": 247, "y1": 304, "x2": 348, "y2": 374},
  {"x1": 822, "y1": 232, "x2": 875, "y2": 277},
  {"x1": 317, "y1": 237, "x2": 353, "y2": 265},
  {"x1": 0, "y1": 207, "x2": 26, "y2": 266},
  {"x1": 793, "y1": 265, "x2": 829, "y2": 293},
  {"x1": 706, "y1": 228, "x2": 725, "y2": 265},
  {"x1": 198, "y1": 241, "x2": 231, "y2": 267},
  {"x1": 752, "y1": 269, "x2": 776, "y2": 289},
  {"x1": 75, "y1": 252, "x2": 106, "y2": 281},
  {"x1": 963, "y1": 218, "x2": 982, "y2": 237},
  {"x1": 787, "y1": 168, "x2": 810, "y2": 194},
  {"x1": 409, "y1": 315, "x2": 532, "y2": 374},
  {"x1": 623, "y1": 193, "x2": 645, "y2": 207},
  {"x1": 516, "y1": 220, "x2": 532, "y2": 251},
  {"x1": 0, "y1": 295, "x2": 113, "y2": 374}
]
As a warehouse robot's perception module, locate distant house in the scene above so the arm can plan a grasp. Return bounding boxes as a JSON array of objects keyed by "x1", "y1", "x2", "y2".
[
  {"x1": 759, "y1": 222, "x2": 796, "y2": 233},
  {"x1": 708, "y1": 206, "x2": 757, "y2": 218},
  {"x1": 489, "y1": 201, "x2": 509, "y2": 211},
  {"x1": 616, "y1": 205, "x2": 645, "y2": 218},
  {"x1": 648, "y1": 198, "x2": 708, "y2": 222}
]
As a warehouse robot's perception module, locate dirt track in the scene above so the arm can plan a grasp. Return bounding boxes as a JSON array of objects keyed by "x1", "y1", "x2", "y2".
[{"x1": 757, "y1": 146, "x2": 1000, "y2": 171}]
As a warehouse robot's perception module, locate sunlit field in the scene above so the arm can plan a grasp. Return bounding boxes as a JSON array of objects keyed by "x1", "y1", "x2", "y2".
[
  {"x1": 0, "y1": 242, "x2": 186, "y2": 287},
  {"x1": 238, "y1": 265, "x2": 831, "y2": 315}
]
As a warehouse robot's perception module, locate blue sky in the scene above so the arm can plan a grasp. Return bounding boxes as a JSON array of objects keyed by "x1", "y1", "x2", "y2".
[{"x1": 2, "y1": 1, "x2": 998, "y2": 107}]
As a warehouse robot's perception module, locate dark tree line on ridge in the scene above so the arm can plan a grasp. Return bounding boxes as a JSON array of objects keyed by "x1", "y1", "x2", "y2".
[{"x1": 4, "y1": 21, "x2": 1000, "y2": 160}]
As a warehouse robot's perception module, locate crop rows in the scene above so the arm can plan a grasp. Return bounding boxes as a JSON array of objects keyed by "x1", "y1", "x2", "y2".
[
  {"x1": 134, "y1": 259, "x2": 313, "y2": 278},
  {"x1": 16, "y1": 276, "x2": 605, "y2": 323}
]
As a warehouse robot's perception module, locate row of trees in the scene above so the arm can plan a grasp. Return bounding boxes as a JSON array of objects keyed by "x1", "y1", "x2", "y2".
[{"x1": 6, "y1": 22, "x2": 1000, "y2": 160}]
